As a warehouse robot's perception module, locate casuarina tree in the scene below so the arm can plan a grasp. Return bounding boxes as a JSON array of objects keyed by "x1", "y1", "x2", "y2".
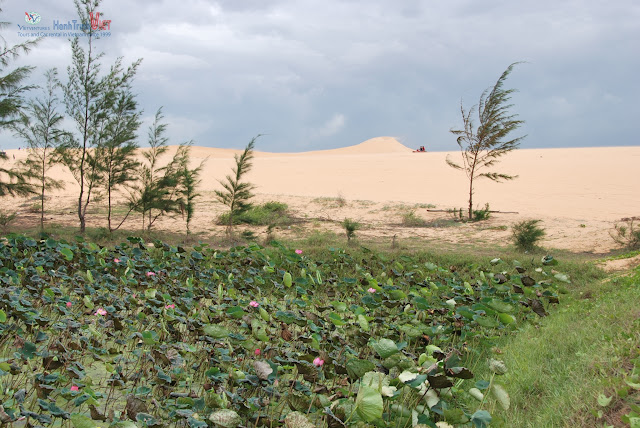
[
  {"x1": 215, "y1": 136, "x2": 259, "y2": 236},
  {"x1": 447, "y1": 62, "x2": 525, "y2": 220},
  {"x1": 57, "y1": 0, "x2": 142, "y2": 233},
  {"x1": 0, "y1": 6, "x2": 40, "y2": 197},
  {"x1": 12, "y1": 69, "x2": 67, "y2": 229}
]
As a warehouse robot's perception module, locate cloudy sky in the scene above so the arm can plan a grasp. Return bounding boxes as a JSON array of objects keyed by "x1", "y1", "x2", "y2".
[{"x1": 2, "y1": 0, "x2": 638, "y2": 152}]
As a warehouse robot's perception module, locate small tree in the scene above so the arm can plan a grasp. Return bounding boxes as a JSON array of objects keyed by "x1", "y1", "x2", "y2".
[
  {"x1": 447, "y1": 62, "x2": 525, "y2": 220},
  {"x1": 12, "y1": 69, "x2": 67, "y2": 229},
  {"x1": 58, "y1": 0, "x2": 141, "y2": 233},
  {"x1": 176, "y1": 152, "x2": 205, "y2": 235},
  {"x1": 215, "y1": 136, "x2": 258, "y2": 235},
  {"x1": 129, "y1": 108, "x2": 190, "y2": 231},
  {"x1": 0, "y1": 7, "x2": 39, "y2": 197},
  {"x1": 342, "y1": 218, "x2": 361, "y2": 242},
  {"x1": 96, "y1": 88, "x2": 141, "y2": 232},
  {"x1": 512, "y1": 219, "x2": 545, "y2": 251}
]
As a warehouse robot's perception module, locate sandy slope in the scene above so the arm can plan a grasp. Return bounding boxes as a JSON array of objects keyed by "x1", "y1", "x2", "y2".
[{"x1": 2, "y1": 137, "x2": 639, "y2": 253}]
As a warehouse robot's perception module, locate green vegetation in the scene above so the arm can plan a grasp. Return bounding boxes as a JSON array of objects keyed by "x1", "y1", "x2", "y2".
[
  {"x1": 472, "y1": 203, "x2": 491, "y2": 222},
  {"x1": 12, "y1": 69, "x2": 67, "y2": 230},
  {"x1": 511, "y1": 219, "x2": 545, "y2": 251},
  {"x1": 472, "y1": 263, "x2": 639, "y2": 427},
  {"x1": 401, "y1": 210, "x2": 427, "y2": 227},
  {"x1": 610, "y1": 217, "x2": 640, "y2": 250},
  {"x1": 0, "y1": 7, "x2": 39, "y2": 197},
  {"x1": 57, "y1": 0, "x2": 142, "y2": 233},
  {"x1": 0, "y1": 234, "x2": 569, "y2": 426},
  {"x1": 342, "y1": 217, "x2": 361, "y2": 241},
  {"x1": 215, "y1": 136, "x2": 258, "y2": 235},
  {"x1": 447, "y1": 62, "x2": 525, "y2": 220},
  {"x1": 217, "y1": 201, "x2": 292, "y2": 227}
]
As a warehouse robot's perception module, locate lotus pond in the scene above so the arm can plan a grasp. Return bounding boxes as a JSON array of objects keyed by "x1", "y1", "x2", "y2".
[{"x1": 0, "y1": 235, "x2": 567, "y2": 427}]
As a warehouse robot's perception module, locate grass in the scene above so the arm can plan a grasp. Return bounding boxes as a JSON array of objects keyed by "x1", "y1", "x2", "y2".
[
  {"x1": 470, "y1": 263, "x2": 639, "y2": 427},
  {"x1": 400, "y1": 210, "x2": 427, "y2": 227}
]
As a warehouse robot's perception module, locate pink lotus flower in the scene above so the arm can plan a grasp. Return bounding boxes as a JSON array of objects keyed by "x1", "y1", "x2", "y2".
[
  {"x1": 165, "y1": 304, "x2": 175, "y2": 309},
  {"x1": 132, "y1": 293, "x2": 137, "y2": 299},
  {"x1": 254, "y1": 348, "x2": 261, "y2": 356},
  {"x1": 367, "y1": 288, "x2": 376, "y2": 293},
  {"x1": 295, "y1": 249, "x2": 303, "y2": 255},
  {"x1": 313, "y1": 357, "x2": 324, "y2": 367},
  {"x1": 70, "y1": 385, "x2": 79, "y2": 392},
  {"x1": 114, "y1": 258, "x2": 120, "y2": 263},
  {"x1": 249, "y1": 301, "x2": 259, "y2": 308},
  {"x1": 146, "y1": 271, "x2": 155, "y2": 277},
  {"x1": 66, "y1": 302, "x2": 72, "y2": 308},
  {"x1": 94, "y1": 308, "x2": 107, "y2": 316}
]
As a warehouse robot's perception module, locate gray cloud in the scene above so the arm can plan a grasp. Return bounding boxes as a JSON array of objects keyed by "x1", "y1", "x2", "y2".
[{"x1": 1, "y1": 0, "x2": 638, "y2": 151}]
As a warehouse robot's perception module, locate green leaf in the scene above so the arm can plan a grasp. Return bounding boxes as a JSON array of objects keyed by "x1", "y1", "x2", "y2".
[
  {"x1": 597, "y1": 393, "x2": 613, "y2": 407},
  {"x1": 357, "y1": 314, "x2": 370, "y2": 331},
  {"x1": 554, "y1": 273, "x2": 571, "y2": 283},
  {"x1": 328, "y1": 312, "x2": 346, "y2": 326},
  {"x1": 499, "y1": 313, "x2": 516, "y2": 325},
  {"x1": 70, "y1": 413, "x2": 97, "y2": 428},
  {"x1": 356, "y1": 385, "x2": 383, "y2": 422},
  {"x1": 372, "y1": 338, "x2": 399, "y2": 359},
  {"x1": 487, "y1": 299, "x2": 514, "y2": 313},
  {"x1": 141, "y1": 330, "x2": 158, "y2": 345},
  {"x1": 203, "y1": 324, "x2": 230, "y2": 339},
  {"x1": 60, "y1": 248, "x2": 74, "y2": 261},
  {"x1": 283, "y1": 272, "x2": 292, "y2": 288},
  {"x1": 471, "y1": 410, "x2": 492, "y2": 428},
  {"x1": 20, "y1": 341, "x2": 37, "y2": 359},
  {"x1": 226, "y1": 306, "x2": 246, "y2": 319},
  {"x1": 259, "y1": 307, "x2": 270, "y2": 322},
  {"x1": 0, "y1": 309, "x2": 6, "y2": 323},
  {"x1": 346, "y1": 359, "x2": 375, "y2": 380}
]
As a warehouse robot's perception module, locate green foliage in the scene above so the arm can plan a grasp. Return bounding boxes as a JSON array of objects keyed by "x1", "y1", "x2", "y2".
[
  {"x1": 12, "y1": 69, "x2": 67, "y2": 228},
  {"x1": 177, "y1": 156, "x2": 205, "y2": 235},
  {"x1": 472, "y1": 203, "x2": 491, "y2": 221},
  {"x1": 0, "y1": 209, "x2": 17, "y2": 233},
  {"x1": 401, "y1": 210, "x2": 427, "y2": 227},
  {"x1": 215, "y1": 136, "x2": 259, "y2": 235},
  {"x1": 128, "y1": 108, "x2": 190, "y2": 231},
  {"x1": 0, "y1": 235, "x2": 568, "y2": 426},
  {"x1": 511, "y1": 219, "x2": 545, "y2": 251},
  {"x1": 217, "y1": 201, "x2": 291, "y2": 227},
  {"x1": 610, "y1": 217, "x2": 640, "y2": 250},
  {"x1": 447, "y1": 62, "x2": 525, "y2": 219},
  {"x1": 342, "y1": 217, "x2": 361, "y2": 241},
  {"x1": 57, "y1": 0, "x2": 142, "y2": 232},
  {"x1": 0, "y1": 8, "x2": 39, "y2": 198}
]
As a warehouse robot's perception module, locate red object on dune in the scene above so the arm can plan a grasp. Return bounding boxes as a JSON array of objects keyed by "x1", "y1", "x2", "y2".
[{"x1": 413, "y1": 146, "x2": 427, "y2": 153}]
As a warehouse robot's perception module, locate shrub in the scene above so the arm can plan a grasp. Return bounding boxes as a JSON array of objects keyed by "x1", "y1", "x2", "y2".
[
  {"x1": 610, "y1": 217, "x2": 640, "y2": 250},
  {"x1": 217, "y1": 201, "x2": 291, "y2": 227},
  {"x1": 342, "y1": 218, "x2": 361, "y2": 242},
  {"x1": 0, "y1": 210, "x2": 17, "y2": 233},
  {"x1": 512, "y1": 219, "x2": 545, "y2": 251},
  {"x1": 472, "y1": 203, "x2": 491, "y2": 221},
  {"x1": 401, "y1": 210, "x2": 427, "y2": 227}
]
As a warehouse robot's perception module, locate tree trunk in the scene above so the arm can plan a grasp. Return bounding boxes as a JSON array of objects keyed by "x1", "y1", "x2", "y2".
[
  {"x1": 40, "y1": 156, "x2": 45, "y2": 231},
  {"x1": 107, "y1": 182, "x2": 112, "y2": 232}
]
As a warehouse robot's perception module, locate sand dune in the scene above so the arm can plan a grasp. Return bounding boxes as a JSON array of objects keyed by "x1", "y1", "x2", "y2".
[{"x1": 2, "y1": 139, "x2": 639, "y2": 253}]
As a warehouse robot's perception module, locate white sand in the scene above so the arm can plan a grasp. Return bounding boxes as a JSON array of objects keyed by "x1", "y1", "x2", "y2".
[{"x1": 2, "y1": 137, "x2": 639, "y2": 253}]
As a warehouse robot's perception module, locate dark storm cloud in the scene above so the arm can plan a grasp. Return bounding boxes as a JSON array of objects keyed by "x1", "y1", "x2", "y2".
[{"x1": 1, "y1": 0, "x2": 638, "y2": 151}]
